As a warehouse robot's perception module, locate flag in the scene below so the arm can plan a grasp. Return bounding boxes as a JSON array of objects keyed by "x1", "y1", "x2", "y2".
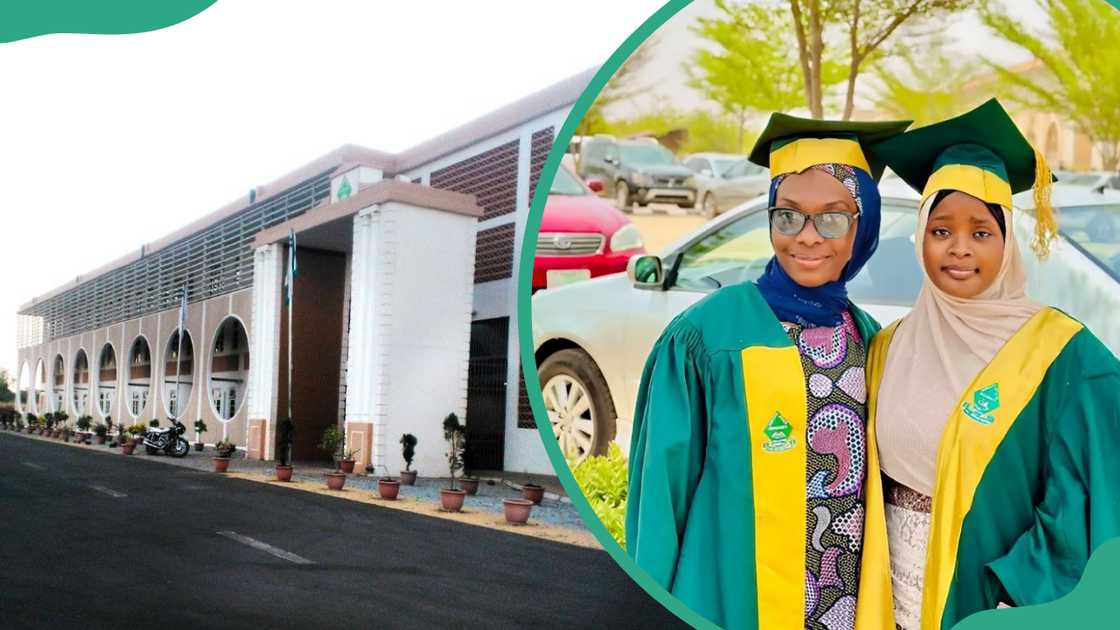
[{"x1": 284, "y1": 228, "x2": 298, "y2": 305}]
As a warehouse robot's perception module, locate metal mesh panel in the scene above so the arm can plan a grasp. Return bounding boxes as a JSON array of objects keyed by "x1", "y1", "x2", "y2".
[
  {"x1": 473, "y1": 223, "x2": 515, "y2": 284},
  {"x1": 19, "y1": 171, "x2": 332, "y2": 342},
  {"x1": 429, "y1": 140, "x2": 519, "y2": 221},
  {"x1": 528, "y1": 126, "x2": 555, "y2": 206}
]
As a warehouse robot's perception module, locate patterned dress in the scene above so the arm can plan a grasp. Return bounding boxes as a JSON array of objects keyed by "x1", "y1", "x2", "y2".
[{"x1": 783, "y1": 310, "x2": 868, "y2": 630}]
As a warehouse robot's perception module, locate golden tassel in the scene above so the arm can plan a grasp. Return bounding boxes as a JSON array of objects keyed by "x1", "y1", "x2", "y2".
[{"x1": 1031, "y1": 144, "x2": 1058, "y2": 259}]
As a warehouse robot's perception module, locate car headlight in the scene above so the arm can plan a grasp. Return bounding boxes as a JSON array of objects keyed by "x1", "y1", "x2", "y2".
[
  {"x1": 630, "y1": 173, "x2": 650, "y2": 187},
  {"x1": 609, "y1": 223, "x2": 644, "y2": 253}
]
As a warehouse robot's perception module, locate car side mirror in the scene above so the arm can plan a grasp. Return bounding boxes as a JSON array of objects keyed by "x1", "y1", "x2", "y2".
[
  {"x1": 627, "y1": 255, "x2": 665, "y2": 290},
  {"x1": 585, "y1": 178, "x2": 604, "y2": 193},
  {"x1": 604, "y1": 156, "x2": 618, "y2": 166}
]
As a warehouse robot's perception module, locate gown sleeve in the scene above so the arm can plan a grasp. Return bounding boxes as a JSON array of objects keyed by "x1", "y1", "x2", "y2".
[
  {"x1": 986, "y1": 341, "x2": 1120, "y2": 606},
  {"x1": 624, "y1": 317, "x2": 709, "y2": 590}
]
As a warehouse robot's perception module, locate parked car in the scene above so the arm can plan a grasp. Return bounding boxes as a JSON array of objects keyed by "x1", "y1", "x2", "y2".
[
  {"x1": 532, "y1": 165, "x2": 645, "y2": 292},
  {"x1": 684, "y1": 153, "x2": 771, "y2": 218},
  {"x1": 532, "y1": 180, "x2": 1120, "y2": 463},
  {"x1": 578, "y1": 135, "x2": 696, "y2": 210},
  {"x1": 1055, "y1": 170, "x2": 1120, "y2": 193}
]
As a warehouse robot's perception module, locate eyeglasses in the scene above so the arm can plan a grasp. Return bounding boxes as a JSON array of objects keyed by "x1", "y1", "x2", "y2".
[{"x1": 768, "y1": 207, "x2": 860, "y2": 239}]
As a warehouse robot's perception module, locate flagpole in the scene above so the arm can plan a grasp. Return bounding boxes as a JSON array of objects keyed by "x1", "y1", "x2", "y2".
[
  {"x1": 286, "y1": 229, "x2": 296, "y2": 466},
  {"x1": 175, "y1": 287, "x2": 185, "y2": 421}
]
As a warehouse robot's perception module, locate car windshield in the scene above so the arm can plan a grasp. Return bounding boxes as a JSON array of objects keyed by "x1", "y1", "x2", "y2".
[
  {"x1": 620, "y1": 143, "x2": 675, "y2": 166},
  {"x1": 550, "y1": 166, "x2": 588, "y2": 196},
  {"x1": 711, "y1": 157, "x2": 739, "y2": 176},
  {"x1": 670, "y1": 201, "x2": 923, "y2": 306},
  {"x1": 1056, "y1": 204, "x2": 1120, "y2": 278},
  {"x1": 721, "y1": 159, "x2": 765, "y2": 179}
]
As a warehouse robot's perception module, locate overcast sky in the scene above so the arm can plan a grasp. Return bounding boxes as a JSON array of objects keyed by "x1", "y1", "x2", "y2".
[{"x1": 0, "y1": 0, "x2": 666, "y2": 383}]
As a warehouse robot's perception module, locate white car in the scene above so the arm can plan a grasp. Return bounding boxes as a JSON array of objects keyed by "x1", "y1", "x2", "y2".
[
  {"x1": 532, "y1": 179, "x2": 1120, "y2": 462},
  {"x1": 684, "y1": 153, "x2": 771, "y2": 218}
]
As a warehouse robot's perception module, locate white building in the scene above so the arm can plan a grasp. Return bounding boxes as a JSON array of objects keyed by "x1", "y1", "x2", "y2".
[{"x1": 14, "y1": 71, "x2": 590, "y2": 475}]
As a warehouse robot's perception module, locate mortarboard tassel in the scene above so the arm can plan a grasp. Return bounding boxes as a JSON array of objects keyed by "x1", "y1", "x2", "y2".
[{"x1": 1030, "y1": 144, "x2": 1058, "y2": 259}]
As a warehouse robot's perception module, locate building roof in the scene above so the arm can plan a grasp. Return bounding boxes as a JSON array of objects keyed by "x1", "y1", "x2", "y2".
[{"x1": 19, "y1": 68, "x2": 593, "y2": 313}]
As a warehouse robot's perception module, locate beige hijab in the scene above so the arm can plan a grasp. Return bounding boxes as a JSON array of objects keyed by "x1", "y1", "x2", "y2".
[{"x1": 875, "y1": 195, "x2": 1043, "y2": 496}]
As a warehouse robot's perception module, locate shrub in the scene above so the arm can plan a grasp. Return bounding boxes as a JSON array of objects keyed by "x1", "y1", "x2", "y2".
[
  {"x1": 400, "y1": 433, "x2": 417, "y2": 472},
  {"x1": 570, "y1": 443, "x2": 629, "y2": 548},
  {"x1": 319, "y1": 425, "x2": 345, "y2": 468},
  {"x1": 215, "y1": 440, "x2": 236, "y2": 458},
  {"x1": 442, "y1": 413, "x2": 465, "y2": 490},
  {"x1": 76, "y1": 415, "x2": 92, "y2": 431},
  {"x1": 94, "y1": 424, "x2": 109, "y2": 437}
]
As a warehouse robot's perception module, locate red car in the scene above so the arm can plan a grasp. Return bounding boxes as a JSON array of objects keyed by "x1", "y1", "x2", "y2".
[{"x1": 533, "y1": 166, "x2": 645, "y2": 291}]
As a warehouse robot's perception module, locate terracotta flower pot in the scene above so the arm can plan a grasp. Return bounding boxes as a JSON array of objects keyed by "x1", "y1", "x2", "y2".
[
  {"x1": 399, "y1": 470, "x2": 417, "y2": 486},
  {"x1": 213, "y1": 457, "x2": 231, "y2": 473},
  {"x1": 378, "y1": 478, "x2": 401, "y2": 500},
  {"x1": 96, "y1": 435, "x2": 106, "y2": 445},
  {"x1": 121, "y1": 443, "x2": 135, "y2": 455},
  {"x1": 521, "y1": 483, "x2": 545, "y2": 505},
  {"x1": 339, "y1": 460, "x2": 356, "y2": 474},
  {"x1": 440, "y1": 488, "x2": 466, "y2": 512},
  {"x1": 459, "y1": 477, "x2": 480, "y2": 496},
  {"x1": 275, "y1": 465, "x2": 293, "y2": 482},
  {"x1": 193, "y1": 442, "x2": 204, "y2": 451},
  {"x1": 503, "y1": 498, "x2": 533, "y2": 525},
  {"x1": 325, "y1": 472, "x2": 347, "y2": 490}
]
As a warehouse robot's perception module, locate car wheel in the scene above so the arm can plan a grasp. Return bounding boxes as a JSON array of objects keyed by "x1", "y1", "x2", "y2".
[
  {"x1": 701, "y1": 192, "x2": 717, "y2": 218},
  {"x1": 538, "y1": 348, "x2": 617, "y2": 465},
  {"x1": 614, "y1": 181, "x2": 631, "y2": 211}
]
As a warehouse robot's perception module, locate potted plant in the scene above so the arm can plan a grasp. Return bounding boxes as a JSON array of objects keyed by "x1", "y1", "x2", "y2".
[
  {"x1": 439, "y1": 413, "x2": 466, "y2": 512},
  {"x1": 94, "y1": 423, "x2": 109, "y2": 444},
  {"x1": 213, "y1": 439, "x2": 236, "y2": 472},
  {"x1": 120, "y1": 431, "x2": 135, "y2": 455},
  {"x1": 339, "y1": 446, "x2": 360, "y2": 474},
  {"x1": 193, "y1": 418, "x2": 207, "y2": 451},
  {"x1": 521, "y1": 483, "x2": 545, "y2": 505},
  {"x1": 76, "y1": 414, "x2": 92, "y2": 443},
  {"x1": 275, "y1": 418, "x2": 294, "y2": 482},
  {"x1": 319, "y1": 425, "x2": 347, "y2": 490},
  {"x1": 377, "y1": 476, "x2": 401, "y2": 500},
  {"x1": 399, "y1": 433, "x2": 418, "y2": 485},
  {"x1": 103, "y1": 416, "x2": 113, "y2": 444},
  {"x1": 502, "y1": 498, "x2": 534, "y2": 525},
  {"x1": 128, "y1": 423, "x2": 147, "y2": 446}
]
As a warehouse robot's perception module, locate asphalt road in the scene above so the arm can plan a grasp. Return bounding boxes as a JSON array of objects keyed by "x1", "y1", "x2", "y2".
[{"x1": 0, "y1": 433, "x2": 685, "y2": 630}]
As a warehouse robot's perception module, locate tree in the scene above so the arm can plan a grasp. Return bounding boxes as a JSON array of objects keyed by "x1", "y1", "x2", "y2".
[
  {"x1": 0, "y1": 369, "x2": 13, "y2": 403},
  {"x1": 788, "y1": 0, "x2": 975, "y2": 119},
  {"x1": 599, "y1": 106, "x2": 754, "y2": 155},
  {"x1": 687, "y1": 0, "x2": 816, "y2": 150},
  {"x1": 576, "y1": 35, "x2": 660, "y2": 139},
  {"x1": 980, "y1": 0, "x2": 1120, "y2": 169},
  {"x1": 869, "y1": 36, "x2": 984, "y2": 128}
]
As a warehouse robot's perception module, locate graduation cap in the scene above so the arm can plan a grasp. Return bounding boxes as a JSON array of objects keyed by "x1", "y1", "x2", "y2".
[
  {"x1": 748, "y1": 113, "x2": 912, "y2": 181},
  {"x1": 873, "y1": 98, "x2": 1058, "y2": 257}
]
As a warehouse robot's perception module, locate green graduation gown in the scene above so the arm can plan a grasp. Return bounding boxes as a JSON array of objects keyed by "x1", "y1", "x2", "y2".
[
  {"x1": 866, "y1": 308, "x2": 1120, "y2": 629},
  {"x1": 624, "y1": 282, "x2": 886, "y2": 629}
]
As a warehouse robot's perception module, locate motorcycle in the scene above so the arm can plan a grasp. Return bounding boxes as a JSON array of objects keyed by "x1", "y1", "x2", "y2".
[{"x1": 143, "y1": 418, "x2": 190, "y2": 457}]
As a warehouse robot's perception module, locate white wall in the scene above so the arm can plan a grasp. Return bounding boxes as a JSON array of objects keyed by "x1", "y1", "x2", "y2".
[{"x1": 378, "y1": 201, "x2": 476, "y2": 476}]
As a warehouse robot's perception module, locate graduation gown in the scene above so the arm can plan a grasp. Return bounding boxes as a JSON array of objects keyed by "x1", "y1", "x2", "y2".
[
  {"x1": 866, "y1": 308, "x2": 1120, "y2": 629},
  {"x1": 625, "y1": 282, "x2": 890, "y2": 629}
]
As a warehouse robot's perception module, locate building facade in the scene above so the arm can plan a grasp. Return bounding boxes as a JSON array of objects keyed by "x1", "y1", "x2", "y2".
[{"x1": 14, "y1": 71, "x2": 588, "y2": 476}]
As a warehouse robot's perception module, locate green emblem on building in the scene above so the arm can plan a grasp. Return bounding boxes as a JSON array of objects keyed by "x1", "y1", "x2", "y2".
[
  {"x1": 962, "y1": 383, "x2": 1000, "y2": 425},
  {"x1": 337, "y1": 176, "x2": 353, "y2": 200},
  {"x1": 762, "y1": 412, "x2": 796, "y2": 453}
]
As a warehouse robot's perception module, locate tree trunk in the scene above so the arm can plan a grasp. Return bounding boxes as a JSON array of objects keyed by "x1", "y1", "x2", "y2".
[
  {"x1": 737, "y1": 109, "x2": 746, "y2": 153},
  {"x1": 808, "y1": 0, "x2": 825, "y2": 118},
  {"x1": 842, "y1": 0, "x2": 862, "y2": 121},
  {"x1": 789, "y1": 0, "x2": 817, "y2": 118}
]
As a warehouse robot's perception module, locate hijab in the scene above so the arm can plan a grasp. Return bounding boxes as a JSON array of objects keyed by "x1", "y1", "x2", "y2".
[
  {"x1": 875, "y1": 194, "x2": 1043, "y2": 495},
  {"x1": 755, "y1": 163, "x2": 882, "y2": 327}
]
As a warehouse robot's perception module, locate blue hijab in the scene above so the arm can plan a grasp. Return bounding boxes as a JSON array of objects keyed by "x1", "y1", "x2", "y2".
[{"x1": 755, "y1": 163, "x2": 881, "y2": 327}]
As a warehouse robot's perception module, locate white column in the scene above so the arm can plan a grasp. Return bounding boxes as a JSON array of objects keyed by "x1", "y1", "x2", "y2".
[
  {"x1": 344, "y1": 205, "x2": 385, "y2": 471},
  {"x1": 247, "y1": 244, "x2": 282, "y2": 431}
]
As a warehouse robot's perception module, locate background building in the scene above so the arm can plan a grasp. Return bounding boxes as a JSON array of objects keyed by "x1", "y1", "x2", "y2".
[{"x1": 13, "y1": 71, "x2": 588, "y2": 476}]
